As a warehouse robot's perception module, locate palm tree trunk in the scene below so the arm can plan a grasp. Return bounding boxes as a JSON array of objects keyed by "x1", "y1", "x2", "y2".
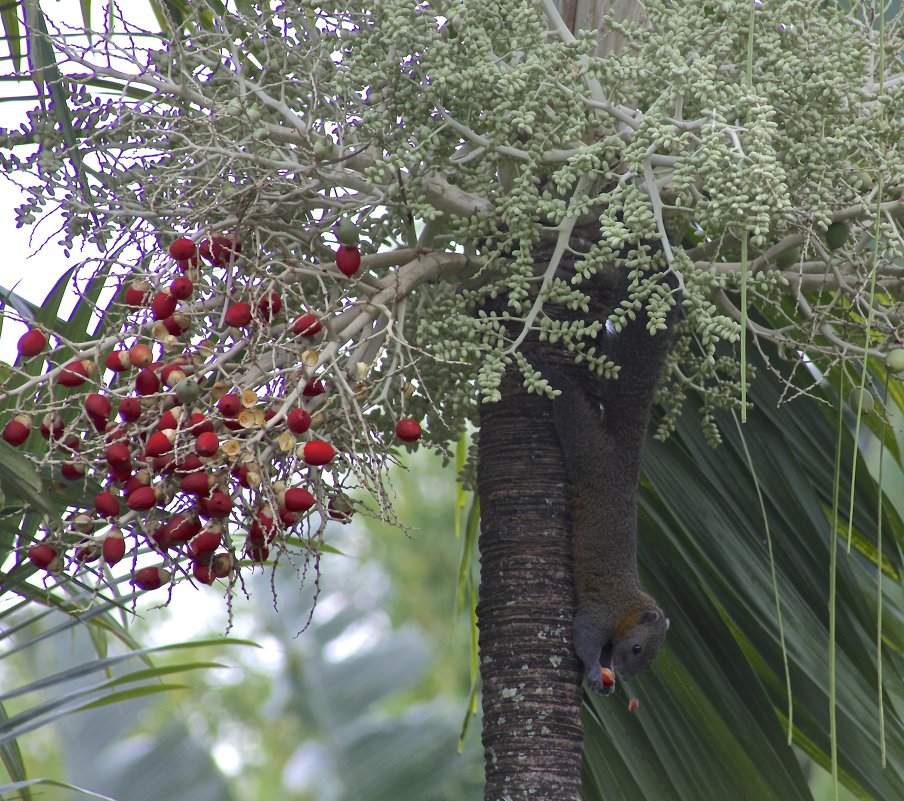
[{"x1": 476, "y1": 364, "x2": 584, "y2": 801}]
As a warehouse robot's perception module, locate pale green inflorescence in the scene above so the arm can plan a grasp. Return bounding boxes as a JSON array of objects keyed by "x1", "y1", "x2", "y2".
[{"x1": 0, "y1": 0, "x2": 901, "y2": 462}]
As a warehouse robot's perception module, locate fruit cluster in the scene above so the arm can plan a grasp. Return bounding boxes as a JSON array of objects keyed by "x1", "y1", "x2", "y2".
[{"x1": 4, "y1": 224, "x2": 424, "y2": 597}]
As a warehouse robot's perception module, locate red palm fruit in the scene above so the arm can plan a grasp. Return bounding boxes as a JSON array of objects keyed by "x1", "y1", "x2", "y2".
[
  {"x1": 145, "y1": 429, "x2": 175, "y2": 458},
  {"x1": 256, "y1": 292, "x2": 282, "y2": 321},
  {"x1": 106, "y1": 350, "x2": 132, "y2": 372},
  {"x1": 205, "y1": 490, "x2": 233, "y2": 518},
  {"x1": 278, "y1": 508, "x2": 297, "y2": 527},
  {"x1": 291, "y1": 313, "x2": 322, "y2": 336},
  {"x1": 85, "y1": 393, "x2": 112, "y2": 421},
  {"x1": 169, "y1": 237, "x2": 197, "y2": 260},
  {"x1": 224, "y1": 302, "x2": 252, "y2": 328},
  {"x1": 135, "y1": 367, "x2": 161, "y2": 396},
  {"x1": 303, "y1": 440, "x2": 336, "y2": 466},
  {"x1": 286, "y1": 408, "x2": 312, "y2": 434},
  {"x1": 303, "y1": 380, "x2": 325, "y2": 397},
  {"x1": 151, "y1": 291, "x2": 177, "y2": 321},
  {"x1": 195, "y1": 431, "x2": 219, "y2": 457},
  {"x1": 102, "y1": 529, "x2": 126, "y2": 565},
  {"x1": 128, "y1": 343, "x2": 154, "y2": 368},
  {"x1": 156, "y1": 408, "x2": 183, "y2": 431},
  {"x1": 231, "y1": 463, "x2": 259, "y2": 489},
  {"x1": 248, "y1": 508, "x2": 275, "y2": 544},
  {"x1": 61, "y1": 434, "x2": 81, "y2": 453},
  {"x1": 94, "y1": 491, "x2": 121, "y2": 518},
  {"x1": 39, "y1": 413, "x2": 64, "y2": 440},
  {"x1": 187, "y1": 413, "x2": 214, "y2": 436},
  {"x1": 600, "y1": 667, "x2": 615, "y2": 689},
  {"x1": 123, "y1": 472, "x2": 149, "y2": 496},
  {"x1": 328, "y1": 496, "x2": 353, "y2": 522},
  {"x1": 126, "y1": 485, "x2": 158, "y2": 511},
  {"x1": 132, "y1": 566, "x2": 171, "y2": 590},
  {"x1": 169, "y1": 276, "x2": 194, "y2": 299},
  {"x1": 123, "y1": 280, "x2": 150, "y2": 308},
  {"x1": 162, "y1": 314, "x2": 191, "y2": 336},
  {"x1": 57, "y1": 359, "x2": 92, "y2": 387},
  {"x1": 336, "y1": 244, "x2": 361, "y2": 276},
  {"x1": 109, "y1": 464, "x2": 132, "y2": 483},
  {"x1": 161, "y1": 363, "x2": 188, "y2": 388},
  {"x1": 118, "y1": 397, "x2": 143, "y2": 422},
  {"x1": 395, "y1": 418, "x2": 422, "y2": 442},
  {"x1": 75, "y1": 539, "x2": 101, "y2": 562},
  {"x1": 211, "y1": 236, "x2": 240, "y2": 265},
  {"x1": 188, "y1": 528, "x2": 223, "y2": 560},
  {"x1": 3, "y1": 414, "x2": 31, "y2": 446},
  {"x1": 28, "y1": 543, "x2": 59, "y2": 570},
  {"x1": 174, "y1": 454, "x2": 204, "y2": 474},
  {"x1": 192, "y1": 561, "x2": 217, "y2": 585},
  {"x1": 154, "y1": 514, "x2": 201, "y2": 549},
  {"x1": 212, "y1": 552, "x2": 233, "y2": 578},
  {"x1": 284, "y1": 487, "x2": 316, "y2": 512},
  {"x1": 245, "y1": 542, "x2": 269, "y2": 562},
  {"x1": 217, "y1": 394, "x2": 242, "y2": 417},
  {"x1": 176, "y1": 258, "x2": 196, "y2": 273},
  {"x1": 61, "y1": 460, "x2": 85, "y2": 481},
  {"x1": 179, "y1": 470, "x2": 214, "y2": 496},
  {"x1": 17, "y1": 329, "x2": 47, "y2": 358},
  {"x1": 106, "y1": 442, "x2": 132, "y2": 468}
]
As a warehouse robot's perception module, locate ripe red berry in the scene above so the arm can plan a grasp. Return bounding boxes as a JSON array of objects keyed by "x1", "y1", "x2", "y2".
[
  {"x1": 162, "y1": 314, "x2": 191, "y2": 336},
  {"x1": 291, "y1": 313, "x2": 322, "y2": 336},
  {"x1": 28, "y1": 543, "x2": 59, "y2": 570},
  {"x1": 102, "y1": 530, "x2": 126, "y2": 565},
  {"x1": 61, "y1": 461, "x2": 86, "y2": 481},
  {"x1": 286, "y1": 408, "x2": 312, "y2": 434},
  {"x1": 187, "y1": 413, "x2": 214, "y2": 436},
  {"x1": 126, "y1": 486, "x2": 158, "y2": 511},
  {"x1": 118, "y1": 397, "x2": 143, "y2": 422},
  {"x1": 39, "y1": 413, "x2": 64, "y2": 440},
  {"x1": 128, "y1": 343, "x2": 154, "y2": 368},
  {"x1": 303, "y1": 440, "x2": 336, "y2": 466},
  {"x1": 224, "y1": 302, "x2": 253, "y2": 328},
  {"x1": 192, "y1": 561, "x2": 217, "y2": 585},
  {"x1": 3, "y1": 414, "x2": 32, "y2": 446},
  {"x1": 145, "y1": 430, "x2": 175, "y2": 458},
  {"x1": 283, "y1": 487, "x2": 316, "y2": 512},
  {"x1": 217, "y1": 394, "x2": 242, "y2": 417},
  {"x1": 132, "y1": 566, "x2": 171, "y2": 591},
  {"x1": 85, "y1": 393, "x2": 112, "y2": 422},
  {"x1": 195, "y1": 431, "x2": 220, "y2": 457},
  {"x1": 303, "y1": 380, "x2": 325, "y2": 397},
  {"x1": 628, "y1": 698, "x2": 640, "y2": 713},
  {"x1": 123, "y1": 280, "x2": 150, "y2": 308},
  {"x1": 17, "y1": 329, "x2": 47, "y2": 358},
  {"x1": 188, "y1": 528, "x2": 223, "y2": 560},
  {"x1": 135, "y1": 367, "x2": 161, "y2": 396},
  {"x1": 151, "y1": 291, "x2": 177, "y2": 321},
  {"x1": 395, "y1": 418, "x2": 422, "y2": 442},
  {"x1": 57, "y1": 359, "x2": 91, "y2": 388},
  {"x1": 106, "y1": 350, "x2": 132, "y2": 372},
  {"x1": 256, "y1": 292, "x2": 282, "y2": 321},
  {"x1": 600, "y1": 667, "x2": 615, "y2": 689},
  {"x1": 169, "y1": 276, "x2": 194, "y2": 299},
  {"x1": 106, "y1": 442, "x2": 132, "y2": 468},
  {"x1": 336, "y1": 244, "x2": 361, "y2": 276},
  {"x1": 154, "y1": 514, "x2": 201, "y2": 549},
  {"x1": 168, "y1": 237, "x2": 197, "y2": 261},
  {"x1": 205, "y1": 490, "x2": 233, "y2": 518},
  {"x1": 160, "y1": 363, "x2": 188, "y2": 388},
  {"x1": 94, "y1": 491, "x2": 121, "y2": 518}
]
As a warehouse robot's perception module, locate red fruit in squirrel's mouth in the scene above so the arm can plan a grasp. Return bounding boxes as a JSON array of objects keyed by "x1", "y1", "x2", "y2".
[
  {"x1": 395, "y1": 418, "x2": 422, "y2": 442},
  {"x1": 303, "y1": 440, "x2": 336, "y2": 466},
  {"x1": 17, "y1": 329, "x2": 47, "y2": 358},
  {"x1": 336, "y1": 244, "x2": 361, "y2": 276}
]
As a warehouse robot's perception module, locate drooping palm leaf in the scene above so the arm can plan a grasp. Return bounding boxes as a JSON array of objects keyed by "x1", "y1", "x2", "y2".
[{"x1": 582, "y1": 350, "x2": 904, "y2": 801}]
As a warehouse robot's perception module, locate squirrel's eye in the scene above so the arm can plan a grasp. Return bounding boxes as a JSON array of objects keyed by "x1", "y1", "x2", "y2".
[{"x1": 632, "y1": 643, "x2": 642, "y2": 655}]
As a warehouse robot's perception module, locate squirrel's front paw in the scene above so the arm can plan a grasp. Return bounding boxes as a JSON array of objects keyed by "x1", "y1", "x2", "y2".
[{"x1": 586, "y1": 666, "x2": 616, "y2": 696}]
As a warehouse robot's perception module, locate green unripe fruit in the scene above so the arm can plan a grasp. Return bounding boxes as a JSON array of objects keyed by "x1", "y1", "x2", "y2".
[
  {"x1": 849, "y1": 387, "x2": 875, "y2": 415},
  {"x1": 775, "y1": 246, "x2": 800, "y2": 269},
  {"x1": 174, "y1": 378, "x2": 201, "y2": 404},
  {"x1": 336, "y1": 219, "x2": 359, "y2": 246},
  {"x1": 312, "y1": 137, "x2": 332, "y2": 159},
  {"x1": 886, "y1": 349, "x2": 904, "y2": 374},
  {"x1": 825, "y1": 222, "x2": 850, "y2": 251}
]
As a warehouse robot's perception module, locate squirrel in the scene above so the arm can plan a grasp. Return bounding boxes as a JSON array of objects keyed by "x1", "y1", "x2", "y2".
[{"x1": 548, "y1": 280, "x2": 678, "y2": 695}]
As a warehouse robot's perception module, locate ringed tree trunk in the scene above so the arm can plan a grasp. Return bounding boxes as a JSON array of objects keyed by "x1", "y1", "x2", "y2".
[{"x1": 476, "y1": 357, "x2": 584, "y2": 801}]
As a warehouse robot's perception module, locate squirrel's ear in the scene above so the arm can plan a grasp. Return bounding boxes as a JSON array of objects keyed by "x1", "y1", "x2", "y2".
[{"x1": 638, "y1": 610, "x2": 661, "y2": 625}]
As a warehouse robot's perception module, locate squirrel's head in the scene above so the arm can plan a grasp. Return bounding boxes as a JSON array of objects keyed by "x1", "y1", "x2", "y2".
[{"x1": 609, "y1": 605, "x2": 668, "y2": 680}]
